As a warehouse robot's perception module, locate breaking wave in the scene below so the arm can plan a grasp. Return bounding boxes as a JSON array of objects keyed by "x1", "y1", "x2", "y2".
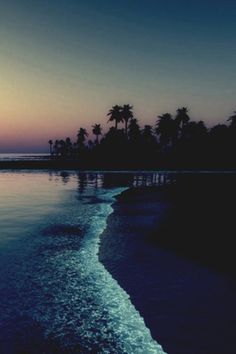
[{"x1": 0, "y1": 173, "x2": 166, "y2": 353}]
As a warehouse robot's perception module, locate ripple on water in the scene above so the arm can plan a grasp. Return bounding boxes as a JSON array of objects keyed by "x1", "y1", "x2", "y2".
[{"x1": 0, "y1": 185, "x2": 166, "y2": 353}]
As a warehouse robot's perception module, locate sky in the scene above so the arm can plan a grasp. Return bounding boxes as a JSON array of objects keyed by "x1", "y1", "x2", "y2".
[{"x1": 0, "y1": 0, "x2": 236, "y2": 152}]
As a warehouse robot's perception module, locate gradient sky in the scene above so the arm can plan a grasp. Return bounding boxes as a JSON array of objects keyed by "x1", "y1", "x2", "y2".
[{"x1": 0, "y1": 0, "x2": 236, "y2": 152}]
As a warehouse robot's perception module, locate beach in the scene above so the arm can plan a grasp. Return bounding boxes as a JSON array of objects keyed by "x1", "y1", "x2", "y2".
[
  {"x1": 99, "y1": 175, "x2": 236, "y2": 354},
  {"x1": 0, "y1": 170, "x2": 236, "y2": 353}
]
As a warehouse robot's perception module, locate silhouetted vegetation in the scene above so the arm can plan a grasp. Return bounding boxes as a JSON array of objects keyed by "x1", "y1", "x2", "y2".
[{"x1": 48, "y1": 105, "x2": 236, "y2": 170}]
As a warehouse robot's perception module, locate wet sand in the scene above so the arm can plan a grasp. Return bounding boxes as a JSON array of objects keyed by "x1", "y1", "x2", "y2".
[{"x1": 99, "y1": 176, "x2": 236, "y2": 354}]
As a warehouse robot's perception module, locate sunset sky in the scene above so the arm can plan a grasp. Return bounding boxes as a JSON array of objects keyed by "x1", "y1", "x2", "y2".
[{"x1": 0, "y1": 0, "x2": 236, "y2": 152}]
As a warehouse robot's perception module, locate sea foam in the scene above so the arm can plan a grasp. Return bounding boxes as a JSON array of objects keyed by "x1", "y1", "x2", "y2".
[
  {"x1": 0, "y1": 172, "x2": 166, "y2": 353},
  {"x1": 78, "y1": 188, "x2": 167, "y2": 353}
]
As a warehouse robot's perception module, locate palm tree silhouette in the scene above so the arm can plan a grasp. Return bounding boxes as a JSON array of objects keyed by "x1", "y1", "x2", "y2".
[
  {"x1": 142, "y1": 125, "x2": 153, "y2": 136},
  {"x1": 92, "y1": 124, "x2": 102, "y2": 144},
  {"x1": 227, "y1": 111, "x2": 236, "y2": 129},
  {"x1": 48, "y1": 103, "x2": 236, "y2": 169},
  {"x1": 65, "y1": 137, "x2": 72, "y2": 155},
  {"x1": 142, "y1": 125, "x2": 156, "y2": 145},
  {"x1": 122, "y1": 104, "x2": 133, "y2": 136},
  {"x1": 59, "y1": 139, "x2": 66, "y2": 156},
  {"x1": 156, "y1": 113, "x2": 177, "y2": 147},
  {"x1": 107, "y1": 105, "x2": 123, "y2": 129},
  {"x1": 77, "y1": 128, "x2": 88, "y2": 149},
  {"x1": 88, "y1": 140, "x2": 94, "y2": 149},
  {"x1": 128, "y1": 118, "x2": 141, "y2": 142},
  {"x1": 53, "y1": 140, "x2": 60, "y2": 156},
  {"x1": 183, "y1": 121, "x2": 207, "y2": 141},
  {"x1": 48, "y1": 140, "x2": 53, "y2": 155},
  {"x1": 175, "y1": 107, "x2": 190, "y2": 131}
]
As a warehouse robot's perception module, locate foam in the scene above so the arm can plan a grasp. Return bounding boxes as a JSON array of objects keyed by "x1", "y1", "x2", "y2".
[
  {"x1": 0, "y1": 179, "x2": 166, "y2": 353},
  {"x1": 69, "y1": 188, "x2": 167, "y2": 353}
]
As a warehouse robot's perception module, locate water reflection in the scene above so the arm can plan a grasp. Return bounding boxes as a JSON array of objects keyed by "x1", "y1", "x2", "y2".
[
  {"x1": 60, "y1": 171, "x2": 70, "y2": 184},
  {"x1": 51, "y1": 170, "x2": 235, "y2": 195},
  {"x1": 50, "y1": 171, "x2": 177, "y2": 194}
]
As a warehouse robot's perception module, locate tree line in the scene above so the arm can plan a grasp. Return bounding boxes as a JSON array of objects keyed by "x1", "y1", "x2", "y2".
[{"x1": 48, "y1": 105, "x2": 236, "y2": 169}]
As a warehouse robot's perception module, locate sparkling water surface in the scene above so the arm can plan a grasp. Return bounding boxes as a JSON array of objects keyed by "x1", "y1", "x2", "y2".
[
  {"x1": 0, "y1": 153, "x2": 49, "y2": 161},
  {"x1": 0, "y1": 171, "x2": 165, "y2": 354}
]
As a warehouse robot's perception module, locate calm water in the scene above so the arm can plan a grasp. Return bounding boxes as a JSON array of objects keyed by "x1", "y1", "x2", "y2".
[
  {"x1": 0, "y1": 171, "x2": 165, "y2": 354},
  {"x1": 0, "y1": 153, "x2": 49, "y2": 161}
]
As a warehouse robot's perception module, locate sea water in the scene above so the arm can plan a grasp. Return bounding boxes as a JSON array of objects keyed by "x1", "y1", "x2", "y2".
[
  {"x1": 0, "y1": 171, "x2": 166, "y2": 354},
  {"x1": 0, "y1": 153, "x2": 49, "y2": 161}
]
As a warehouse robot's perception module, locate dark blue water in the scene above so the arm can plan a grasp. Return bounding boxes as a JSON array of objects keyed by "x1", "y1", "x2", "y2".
[{"x1": 0, "y1": 171, "x2": 165, "y2": 354}]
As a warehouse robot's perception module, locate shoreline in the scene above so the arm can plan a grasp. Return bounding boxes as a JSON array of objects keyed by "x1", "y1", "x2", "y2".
[{"x1": 0, "y1": 159, "x2": 236, "y2": 172}]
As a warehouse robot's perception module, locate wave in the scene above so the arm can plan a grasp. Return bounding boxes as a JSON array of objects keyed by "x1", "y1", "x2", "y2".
[
  {"x1": 75, "y1": 188, "x2": 166, "y2": 353},
  {"x1": 0, "y1": 182, "x2": 166, "y2": 353}
]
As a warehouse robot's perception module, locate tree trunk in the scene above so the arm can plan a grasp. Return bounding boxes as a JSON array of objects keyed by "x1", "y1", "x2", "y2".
[{"x1": 125, "y1": 121, "x2": 128, "y2": 137}]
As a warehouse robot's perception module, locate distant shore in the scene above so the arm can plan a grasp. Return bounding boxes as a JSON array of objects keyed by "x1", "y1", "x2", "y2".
[
  {"x1": 0, "y1": 159, "x2": 236, "y2": 172},
  {"x1": 0, "y1": 159, "x2": 79, "y2": 170}
]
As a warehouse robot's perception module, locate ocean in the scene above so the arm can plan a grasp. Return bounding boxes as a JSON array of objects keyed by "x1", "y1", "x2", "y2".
[
  {"x1": 0, "y1": 171, "x2": 165, "y2": 354},
  {"x1": 1, "y1": 170, "x2": 236, "y2": 354},
  {"x1": 0, "y1": 153, "x2": 49, "y2": 161}
]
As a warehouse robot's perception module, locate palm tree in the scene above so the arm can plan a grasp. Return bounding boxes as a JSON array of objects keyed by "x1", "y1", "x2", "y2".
[
  {"x1": 59, "y1": 139, "x2": 66, "y2": 156},
  {"x1": 65, "y1": 137, "x2": 72, "y2": 155},
  {"x1": 107, "y1": 105, "x2": 123, "y2": 129},
  {"x1": 142, "y1": 125, "x2": 153, "y2": 136},
  {"x1": 48, "y1": 140, "x2": 53, "y2": 155},
  {"x1": 155, "y1": 113, "x2": 177, "y2": 147},
  {"x1": 142, "y1": 125, "x2": 156, "y2": 146},
  {"x1": 122, "y1": 104, "x2": 133, "y2": 136},
  {"x1": 88, "y1": 140, "x2": 95, "y2": 150},
  {"x1": 182, "y1": 121, "x2": 207, "y2": 141},
  {"x1": 227, "y1": 111, "x2": 236, "y2": 154},
  {"x1": 128, "y1": 118, "x2": 141, "y2": 142},
  {"x1": 175, "y1": 107, "x2": 190, "y2": 131},
  {"x1": 227, "y1": 111, "x2": 236, "y2": 129},
  {"x1": 77, "y1": 128, "x2": 88, "y2": 149},
  {"x1": 53, "y1": 139, "x2": 60, "y2": 156},
  {"x1": 92, "y1": 123, "x2": 102, "y2": 144}
]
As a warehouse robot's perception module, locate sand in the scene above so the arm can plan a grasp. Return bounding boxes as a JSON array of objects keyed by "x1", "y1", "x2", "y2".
[{"x1": 99, "y1": 178, "x2": 236, "y2": 354}]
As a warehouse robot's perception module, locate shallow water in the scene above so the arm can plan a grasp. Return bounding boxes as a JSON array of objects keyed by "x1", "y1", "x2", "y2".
[{"x1": 0, "y1": 171, "x2": 165, "y2": 354}]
